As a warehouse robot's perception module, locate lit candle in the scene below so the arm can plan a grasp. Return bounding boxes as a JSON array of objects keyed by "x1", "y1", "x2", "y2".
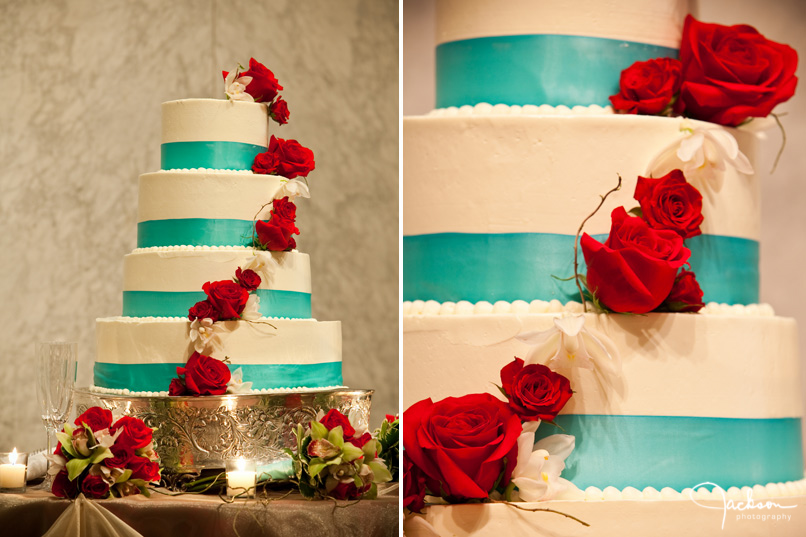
[
  {"x1": 0, "y1": 449, "x2": 27, "y2": 491},
  {"x1": 226, "y1": 457, "x2": 256, "y2": 498}
]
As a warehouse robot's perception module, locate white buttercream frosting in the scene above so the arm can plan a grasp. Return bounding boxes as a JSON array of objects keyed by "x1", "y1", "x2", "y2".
[
  {"x1": 427, "y1": 103, "x2": 614, "y2": 117},
  {"x1": 88, "y1": 384, "x2": 346, "y2": 397}
]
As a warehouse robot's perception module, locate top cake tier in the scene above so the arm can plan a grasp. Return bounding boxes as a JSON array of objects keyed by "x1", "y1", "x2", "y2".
[
  {"x1": 161, "y1": 99, "x2": 269, "y2": 170},
  {"x1": 435, "y1": 0, "x2": 690, "y2": 108}
]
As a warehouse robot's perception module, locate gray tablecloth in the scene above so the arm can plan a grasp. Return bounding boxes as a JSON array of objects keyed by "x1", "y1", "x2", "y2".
[{"x1": 0, "y1": 486, "x2": 399, "y2": 537}]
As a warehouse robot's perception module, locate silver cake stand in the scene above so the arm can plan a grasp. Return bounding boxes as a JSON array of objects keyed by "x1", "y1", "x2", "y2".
[{"x1": 73, "y1": 388, "x2": 372, "y2": 485}]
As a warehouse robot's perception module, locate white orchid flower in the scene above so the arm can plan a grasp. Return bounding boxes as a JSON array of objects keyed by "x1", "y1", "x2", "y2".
[
  {"x1": 240, "y1": 294, "x2": 261, "y2": 321},
  {"x1": 277, "y1": 178, "x2": 311, "y2": 200},
  {"x1": 224, "y1": 68, "x2": 254, "y2": 102},
  {"x1": 348, "y1": 407, "x2": 369, "y2": 437},
  {"x1": 46, "y1": 453, "x2": 67, "y2": 477},
  {"x1": 94, "y1": 426, "x2": 123, "y2": 449},
  {"x1": 189, "y1": 317, "x2": 219, "y2": 353},
  {"x1": 243, "y1": 252, "x2": 279, "y2": 284},
  {"x1": 516, "y1": 314, "x2": 619, "y2": 372},
  {"x1": 511, "y1": 433, "x2": 576, "y2": 502},
  {"x1": 226, "y1": 367, "x2": 253, "y2": 394}
]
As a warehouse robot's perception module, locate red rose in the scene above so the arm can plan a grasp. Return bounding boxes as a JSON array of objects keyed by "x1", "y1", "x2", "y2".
[
  {"x1": 128, "y1": 455, "x2": 161, "y2": 482},
  {"x1": 52, "y1": 469, "x2": 79, "y2": 499},
  {"x1": 662, "y1": 269, "x2": 705, "y2": 313},
  {"x1": 634, "y1": 169, "x2": 704, "y2": 239},
  {"x1": 255, "y1": 217, "x2": 298, "y2": 251},
  {"x1": 178, "y1": 352, "x2": 231, "y2": 396},
  {"x1": 239, "y1": 58, "x2": 283, "y2": 103},
  {"x1": 581, "y1": 207, "x2": 690, "y2": 314},
  {"x1": 74, "y1": 407, "x2": 113, "y2": 432},
  {"x1": 188, "y1": 299, "x2": 219, "y2": 322},
  {"x1": 403, "y1": 452, "x2": 427, "y2": 513},
  {"x1": 271, "y1": 196, "x2": 297, "y2": 221},
  {"x1": 319, "y1": 409, "x2": 355, "y2": 437},
  {"x1": 346, "y1": 432, "x2": 373, "y2": 449},
  {"x1": 330, "y1": 479, "x2": 372, "y2": 500},
  {"x1": 252, "y1": 150, "x2": 280, "y2": 175},
  {"x1": 104, "y1": 444, "x2": 134, "y2": 469},
  {"x1": 112, "y1": 416, "x2": 153, "y2": 450},
  {"x1": 202, "y1": 280, "x2": 249, "y2": 319},
  {"x1": 269, "y1": 97, "x2": 290, "y2": 125},
  {"x1": 403, "y1": 393, "x2": 522, "y2": 501},
  {"x1": 267, "y1": 135, "x2": 316, "y2": 179},
  {"x1": 81, "y1": 474, "x2": 111, "y2": 499},
  {"x1": 609, "y1": 58, "x2": 682, "y2": 115},
  {"x1": 235, "y1": 267, "x2": 261, "y2": 292},
  {"x1": 679, "y1": 15, "x2": 798, "y2": 126},
  {"x1": 168, "y1": 378, "x2": 186, "y2": 396},
  {"x1": 500, "y1": 358, "x2": 572, "y2": 422}
]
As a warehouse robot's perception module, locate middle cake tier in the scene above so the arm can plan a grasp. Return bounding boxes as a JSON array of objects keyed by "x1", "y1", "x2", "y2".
[{"x1": 122, "y1": 247, "x2": 311, "y2": 319}]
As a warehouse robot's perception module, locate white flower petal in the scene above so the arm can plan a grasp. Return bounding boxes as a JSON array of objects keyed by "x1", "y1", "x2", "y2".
[
  {"x1": 534, "y1": 434, "x2": 575, "y2": 463},
  {"x1": 553, "y1": 314, "x2": 585, "y2": 337}
]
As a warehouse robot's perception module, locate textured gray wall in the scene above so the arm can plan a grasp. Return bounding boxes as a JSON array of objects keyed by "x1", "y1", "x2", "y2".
[
  {"x1": 403, "y1": 0, "x2": 806, "y2": 455},
  {"x1": 0, "y1": 0, "x2": 399, "y2": 452}
]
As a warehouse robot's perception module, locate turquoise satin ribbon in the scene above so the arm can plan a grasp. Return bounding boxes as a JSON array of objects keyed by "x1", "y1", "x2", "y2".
[
  {"x1": 437, "y1": 35, "x2": 678, "y2": 108},
  {"x1": 535, "y1": 414, "x2": 804, "y2": 490},
  {"x1": 138, "y1": 219, "x2": 255, "y2": 247},
  {"x1": 403, "y1": 232, "x2": 759, "y2": 305},
  {"x1": 161, "y1": 141, "x2": 266, "y2": 171},
  {"x1": 122, "y1": 289, "x2": 312, "y2": 318},
  {"x1": 94, "y1": 361, "x2": 342, "y2": 392}
]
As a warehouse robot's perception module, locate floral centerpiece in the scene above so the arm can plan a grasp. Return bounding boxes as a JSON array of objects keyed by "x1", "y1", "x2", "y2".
[{"x1": 48, "y1": 407, "x2": 160, "y2": 499}]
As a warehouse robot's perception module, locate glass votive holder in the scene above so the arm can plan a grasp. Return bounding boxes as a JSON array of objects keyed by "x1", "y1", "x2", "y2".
[
  {"x1": 0, "y1": 449, "x2": 29, "y2": 493},
  {"x1": 226, "y1": 458, "x2": 256, "y2": 499}
]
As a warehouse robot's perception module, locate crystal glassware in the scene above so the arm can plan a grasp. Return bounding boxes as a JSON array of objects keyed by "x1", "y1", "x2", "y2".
[{"x1": 36, "y1": 341, "x2": 77, "y2": 490}]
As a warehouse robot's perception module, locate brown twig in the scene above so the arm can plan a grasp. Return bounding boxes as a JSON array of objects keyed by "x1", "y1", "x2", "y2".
[
  {"x1": 503, "y1": 501, "x2": 590, "y2": 527},
  {"x1": 771, "y1": 112, "x2": 787, "y2": 174}
]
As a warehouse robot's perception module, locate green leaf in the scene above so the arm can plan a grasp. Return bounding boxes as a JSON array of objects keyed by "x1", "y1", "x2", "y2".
[
  {"x1": 299, "y1": 480, "x2": 317, "y2": 499},
  {"x1": 55, "y1": 432, "x2": 79, "y2": 458},
  {"x1": 327, "y1": 426, "x2": 345, "y2": 449},
  {"x1": 628, "y1": 206, "x2": 643, "y2": 218},
  {"x1": 362, "y1": 439, "x2": 378, "y2": 462},
  {"x1": 368, "y1": 461, "x2": 393, "y2": 484},
  {"x1": 82, "y1": 424, "x2": 97, "y2": 448},
  {"x1": 364, "y1": 482, "x2": 378, "y2": 500},
  {"x1": 341, "y1": 442, "x2": 364, "y2": 463},
  {"x1": 115, "y1": 468, "x2": 133, "y2": 484},
  {"x1": 90, "y1": 446, "x2": 113, "y2": 464},
  {"x1": 66, "y1": 457, "x2": 91, "y2": 481},
  {"x1": 310, "y1": 420, "x2": 328, "y2": 441},
  {"x1": 63, "y1": 424, "x2": 75, "y2": 436},
  {"x1": 308, "y1": 459, "x2": 327, "y2": 478}
]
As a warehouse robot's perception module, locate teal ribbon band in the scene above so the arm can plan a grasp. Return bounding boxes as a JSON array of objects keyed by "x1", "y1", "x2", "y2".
[
  {"x1": 436, "y1": 35, "x2": 678, "y2": 108},
  {"x1": 122, "y1": 289, "x2": 312, "y2": 319},
  {"x1": 403, "y1": 232, "x2": 759, "y2": 305},
  {"x1": 161, "y1": 141, "x2": 266, "y2": 171},
  {"x1": 535, "y1": 414, "x2": 804, "y2": 490},
  {"x1": 138, "y1": 218, "x2": 255, "y2": 248},
  {"x1": 94, "y1": 361, "x2": 343, "y2": 393}
]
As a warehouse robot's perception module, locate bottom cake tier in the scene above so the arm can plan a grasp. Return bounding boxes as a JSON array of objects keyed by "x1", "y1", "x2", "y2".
[
  {"x1": 95, "y1": 316, "x2": 342, "y2": 394},
  {"x1": 403, "y1": 300, "x2": 804, "y2": 491}
]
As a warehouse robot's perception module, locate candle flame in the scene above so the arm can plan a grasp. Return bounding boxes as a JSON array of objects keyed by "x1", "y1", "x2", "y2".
[{"x1": 9, "y1": 448, "x2": 17, "y2": 465}]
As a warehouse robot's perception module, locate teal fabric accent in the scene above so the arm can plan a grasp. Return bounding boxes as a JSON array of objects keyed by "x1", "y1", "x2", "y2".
[
  {"x1": 257, "y1": 460, "x2": 294, "y2": 481},
  {"x1": 94, "y1": 361, "x2": 343, "y2": 393},
  {"x1": 137, "y1": 219, "x2": 255, "y2": 248},
  {"x1": 436, "y1": 35, "x2": 678, "y2": 108},
  {"x1": 122, "y1": 289, "x2": 312, "y2": 319},
  {"x1": 535, "y1": 415, "x2": 804, "y2": 490},
  {"x1": 161, "y1": 141, "x2": 266, "y2": 171},
  {"x1": 402, "y1": 232, "x2": 758, "y2": 305}
]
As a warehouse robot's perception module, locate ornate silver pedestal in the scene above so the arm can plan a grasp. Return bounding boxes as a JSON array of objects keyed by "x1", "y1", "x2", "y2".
[{"x1": 73, "y1": 388, "x2": 372, "y2": 477}]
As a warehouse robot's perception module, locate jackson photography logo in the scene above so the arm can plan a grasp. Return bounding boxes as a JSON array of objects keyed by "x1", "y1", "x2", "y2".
[{"x1": 690, "y1": 482, "x2": 797, "y2": 529}]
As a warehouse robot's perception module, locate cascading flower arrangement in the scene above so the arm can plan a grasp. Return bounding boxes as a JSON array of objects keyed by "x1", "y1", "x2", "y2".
[
  {"x1": 288, "y1": 409, "x2": 393, "y2": 500},
  {"x1": 48, "y1": 407, "x2": 160, "y2": 499}
]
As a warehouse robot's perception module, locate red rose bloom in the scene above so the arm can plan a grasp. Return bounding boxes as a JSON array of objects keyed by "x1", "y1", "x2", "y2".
[
  {"x1": 319, "y1": 409, "x2": 355, "y2": 437},
  {"x1": 610, "y1": 58, "x2": 682, "y2": 115},
  {"x1": 500, "y1": 358, "x2": 573, "y2": 422},
  {"x1": 104, "y1": 444, "x2": 134, "y2": 469},
  {"x1": 266, "y1": 135, "x2": 316, "y2": 179},
  {"x1": 188, "y1": 299, "x2": 219, "y2": 322},
  {"x1": 52, "y1": 469, "x2": 79, "y2": 499},
  {"x1": 346, "y1": 432, "x2": 373, "y2": 449},
  {"x1": 235, "y1": 267, "x2": 261, "y2": 292},
  {"x1": 168, "y1": 378, "x2": 186, "y2": 396},
  {"x1": 634, "y1": 169, "x2": 704, "y2": 239},
  {"x1": 581, "y1": 207, "x2": 690, "y2": 314},
  {"x1": 112, "y1": 416, "x2": 153, "y2": 450},
  {"x1": 662, "y1": 269, "x2": 705, "y2": 313},
  {"x1": 330, "y1": 479, "x2": 371, "y2": 500},
  {"x1": 403, "y1": 452, "x2": 427, "y2": 513},
  {"x1": 252, "y1": 150, "x2": 280, "y2": 175},
  {"x1": 255, "y1": 217, "x2": 298, "y2": 251},
  {"x1": 81, "y1": 474, "x2": 111, "y2": 499},
  {"x1": 272, "y1": 196, "x2": 297, "y2": 221},
  {"x1": 202, "y1": 280, "x2": 249, "y2": 319},
  {"x1": 269, "y1": 97, "x2": 290, "y2": 125},
  {"x1": 178, "y1": 352, "x2": 231, "y2": 396},
  {"x1": 128, "y1": 456, "x2": 161, "y2": 482},
  {"x1": 679, "y1": 15, "x2": 798, "y2": 126},
  {"x1": 403, "y1": 393, "x2": 522, "y2": 501},
  {"x1": 239, "y1": 58, "x2": 283, "y2": 103},
  {"x1": 74, "y1": 407, "x2": 113, "y2": 432}
]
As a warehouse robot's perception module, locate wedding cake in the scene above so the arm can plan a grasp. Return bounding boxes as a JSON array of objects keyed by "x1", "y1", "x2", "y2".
[
  {"x1": 403, "y1": 1, "x2": 806, "y2": 535},
  {"x1": 91, "y1": 65, "x2": 342, "y2": 396}
]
